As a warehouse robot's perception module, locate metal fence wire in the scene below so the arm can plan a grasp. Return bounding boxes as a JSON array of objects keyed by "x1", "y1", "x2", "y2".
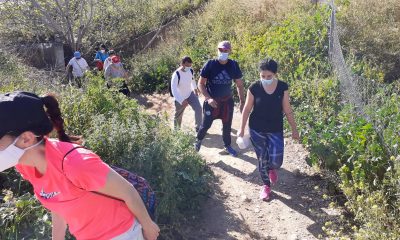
[{"x1": 327, "y1": 0, "x2": 396, "y2": 157}]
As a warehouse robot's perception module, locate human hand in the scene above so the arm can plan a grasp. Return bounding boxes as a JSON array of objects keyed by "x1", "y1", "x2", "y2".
[
  {"x1": 142, "y1": 221, "x2": 160, "y2": 240},
  {"x1": 292, "y1": 129, "x2": 300, "y2": 141},
  {"x1": 237, "y1": 129, "x2": 244, "y2": 138},
  {"x1": 207, "y1": 98, "x2": 218, "y2": 108}
]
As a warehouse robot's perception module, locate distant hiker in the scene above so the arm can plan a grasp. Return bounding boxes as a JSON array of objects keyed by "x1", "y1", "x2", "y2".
[
  {"x1": 195, "y1": 41, "x2": 245, "y2": 157},
  {"x1": 0, "y1": 91, "x2": 160, "y2": 240},
  {"x1": 170, "y1": 56, "x2": 202, "y2": 131},
  {"x1": 238, "y1": 59, "x2": 299, "y2": 201},
  {"x1": 103, "y1": 49, "x2": 116, "y2": 72},
  {"x1": 94, "y1": 44, "x2": 109, "y2": 71},
  {"x1": 104, "y1": 55, "x2": 130, "y2": 96},
  {"x1": 66, "y1": 51, "x2": 89, "y2": 88}
]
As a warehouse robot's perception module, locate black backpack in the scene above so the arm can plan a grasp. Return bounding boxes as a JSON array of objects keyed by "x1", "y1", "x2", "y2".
[{"x1": 169, "y1": 69, "x2": 194, "y2": 97}]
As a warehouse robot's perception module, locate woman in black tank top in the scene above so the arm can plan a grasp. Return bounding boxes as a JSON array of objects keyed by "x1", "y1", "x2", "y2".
[{"x1": 238, "y1": 59, "x2": 299, "y2": 201}]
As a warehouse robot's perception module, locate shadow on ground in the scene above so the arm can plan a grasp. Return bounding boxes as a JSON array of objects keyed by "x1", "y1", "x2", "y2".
[
  {"x1": 182, "y1": 173, "x2": 273, "y2": 240},
  {"x1": 203, "y1": 130, "x2": 336, "y2": 239}
]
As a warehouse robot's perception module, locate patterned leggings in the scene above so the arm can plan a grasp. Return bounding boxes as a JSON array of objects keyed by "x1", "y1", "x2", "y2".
[{"x1": 249, "y1": 129, "x2": 284, "y2": 186}]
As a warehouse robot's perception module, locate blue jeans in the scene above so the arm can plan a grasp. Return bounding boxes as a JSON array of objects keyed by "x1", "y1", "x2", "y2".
[{"x1": 249, "y1": 129, "x2": 284, "y2": 186}]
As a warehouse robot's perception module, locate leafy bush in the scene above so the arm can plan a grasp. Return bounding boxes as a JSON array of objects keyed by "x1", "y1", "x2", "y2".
[{"x1": 336, "y1": 0, "x2": 400, "y2": 83}]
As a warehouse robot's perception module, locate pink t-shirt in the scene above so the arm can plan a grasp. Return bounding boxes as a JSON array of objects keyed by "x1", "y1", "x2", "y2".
[{"x1": 15, "y1": 138, "x2": 135, "y2": 240}]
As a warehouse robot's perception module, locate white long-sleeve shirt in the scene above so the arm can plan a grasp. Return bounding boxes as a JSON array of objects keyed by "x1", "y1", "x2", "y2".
[{"x1": 171, "y1": 68, "x2": 197, "y2": 104}]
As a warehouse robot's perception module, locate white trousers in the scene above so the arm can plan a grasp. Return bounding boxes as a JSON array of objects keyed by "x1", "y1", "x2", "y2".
[{"x1": 111, "y1": 220, "x2": 144, "y2": 240}]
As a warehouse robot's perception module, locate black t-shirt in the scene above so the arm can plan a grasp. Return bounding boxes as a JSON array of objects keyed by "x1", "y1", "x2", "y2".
[
  {"x1": 200, "y1": 59, "x2": 243, "y2": 98},
  {"x1": 249, "y1": 80, "x2": 289, "y2": 133}
]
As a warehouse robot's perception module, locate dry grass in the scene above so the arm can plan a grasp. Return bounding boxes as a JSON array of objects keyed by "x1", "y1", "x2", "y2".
[{"x1": 338, "y1": 0, "x2": 400, "y2": 82}]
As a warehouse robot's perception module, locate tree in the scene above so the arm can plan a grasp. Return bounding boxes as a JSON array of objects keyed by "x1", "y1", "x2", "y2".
[{"x1": 0, "y1": 0, "x2": 96, "y2": 50}]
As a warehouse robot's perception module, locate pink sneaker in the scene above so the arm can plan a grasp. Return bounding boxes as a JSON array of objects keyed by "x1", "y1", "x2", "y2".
[
  {"x1": 269, "y1": 169, "x2": 278, "y2": 185},
  {"x1": 259, "y1": 185, "x2": 271, "y2": 200}
]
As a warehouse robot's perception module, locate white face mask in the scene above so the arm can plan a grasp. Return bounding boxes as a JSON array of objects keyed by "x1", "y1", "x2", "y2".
[
  {"x1": 0, "y1": 137, "x2": 43, "y2": 172},
  {"x1": 101, "y1": 50, "x2": 106, "y2": 53},
  {"x1": 218, "y1": 52, "x2": 229, "y2": 61},
  {"x1": 184, "y1": 67, "x2": 192, "y2": 72},
  {"x1": 261, "y1": 78, "x2": 274, "y2": 86}
]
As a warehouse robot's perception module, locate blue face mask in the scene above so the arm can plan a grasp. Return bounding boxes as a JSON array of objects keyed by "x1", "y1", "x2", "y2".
[
  {"x1": 261, "y1": 78, "x2": 274, "y2": 86},
  {"x1": 218, "y1": 52, "x2": 229, "y2": 61}
]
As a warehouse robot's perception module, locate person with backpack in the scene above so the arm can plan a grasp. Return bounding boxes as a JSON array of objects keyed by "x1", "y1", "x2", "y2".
[
  {"x1": 66, "y1": 51, "x2": 89, "y2": 88},
  {"x1": 238, "y1": 59, "x2": 299, "y2": 201},
  {"x1": 170, "y1": 56, "x2": 202, "y2": 131},
  {"x1": 0, "y1": 91, "x2": 160, "y2": 240},
  {"x1": 194, "y1": 41, "x2": 245, "y2": 157}
]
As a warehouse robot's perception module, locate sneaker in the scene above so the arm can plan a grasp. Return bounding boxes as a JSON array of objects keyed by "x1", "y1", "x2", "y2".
[
  {"x1": 269, "y1": 169, "x2": 278, "y2": 185},
  {"x1": 224, "y1": 145, "x2": 238, "y2": 157},
  {"x1": 259, "y1": 185, "x2": 271, "y2": 201},
  {"x1": 194, "y1": 139, "x2": 202, "y2": 152}
]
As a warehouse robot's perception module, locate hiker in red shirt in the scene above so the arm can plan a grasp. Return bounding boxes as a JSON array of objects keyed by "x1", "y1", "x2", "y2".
[{"x1": 0, "y1": 91, "x2": 159, "y2": 240}]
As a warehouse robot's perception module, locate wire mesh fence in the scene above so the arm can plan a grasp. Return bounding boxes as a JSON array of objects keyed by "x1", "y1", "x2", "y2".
[{"x1": 327, "y1": 0, "x2": 398, "y2": 157}]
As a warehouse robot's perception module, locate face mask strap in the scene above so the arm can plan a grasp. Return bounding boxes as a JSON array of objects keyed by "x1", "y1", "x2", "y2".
[{"x1": 11, "y1": 135, "x2": 43, "y2": 150}]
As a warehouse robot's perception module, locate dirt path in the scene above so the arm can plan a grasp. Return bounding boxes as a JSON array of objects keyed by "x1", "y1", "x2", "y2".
[{"x1": 136, "y1": 93, "x2": 342, "y2": 240}]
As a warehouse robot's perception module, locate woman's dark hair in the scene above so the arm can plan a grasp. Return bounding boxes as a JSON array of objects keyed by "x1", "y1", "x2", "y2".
[
  {"x1": 259, "y1": 58, "x2": 278, "y2": 73},
  {"x1": 181, "y1": 56, "x2": 193, "y2": 64},
  {"x1": 40, "y1": 94, "x2": 81, "y2": 144}
]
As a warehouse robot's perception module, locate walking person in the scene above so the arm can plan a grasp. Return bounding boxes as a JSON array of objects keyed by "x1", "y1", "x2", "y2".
[
  {"x1": 195, "y1": 41, "x2": 245, "y2": 157},
  {"x1": 103, "y1": 49, "x2": 116, "y2": 73},
  {"x1": 170, "y1": 56, "x2": 202, "y2": 131},
  {"x1": 238, "y1": 59, "x2": 299, "y2": 200},
  {"x1": 0, "y1": 91, "x2": 160, "y2": 239},
  {"x1": 66, "y1": 51, "x2": 89, "y2": 88},
  {"x1": 94, "y1": 44, "x2": 109, "y2": 71},
  {"x1": 104, "y1": 55, "x2": 130, "y2": 96}
]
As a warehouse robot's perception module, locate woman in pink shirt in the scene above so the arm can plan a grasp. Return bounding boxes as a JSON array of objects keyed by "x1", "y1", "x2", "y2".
[{"x1": 0, "y1": 91, "x2": 160, "y2": 240}]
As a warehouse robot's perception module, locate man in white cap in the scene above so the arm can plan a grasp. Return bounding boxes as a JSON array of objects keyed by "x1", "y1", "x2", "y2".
[{"x1": 194, "y1": 41, "x2": 245, "y2": 157}]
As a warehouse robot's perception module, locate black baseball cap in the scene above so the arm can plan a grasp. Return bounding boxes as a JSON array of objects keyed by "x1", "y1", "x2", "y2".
[{"x1": 0, "y1": 91, "x2": 52, "y2": 138}]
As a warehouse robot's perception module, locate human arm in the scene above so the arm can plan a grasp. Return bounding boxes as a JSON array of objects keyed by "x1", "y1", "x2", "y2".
[
  {"x1": 282, "y1": 91, "x2": 299, "y2": 140},
  {"x1": 235, "y1": 78, "x2": 245, "y2": 113},
  {"x1": 238, "y1": 89, "x2": 254, "y2": 137},
  {"x1": 96, "y1": 169, "x2": 160, "y2": 240},
  {"x1": 198, "y1": 76, "x2": 217, "y2": 108},
  {"x1": 52, "y1": 211, "x2": 67, "y2": 240},
  {"x1": 171, "y1": 72, "x2": 186, "y2": 105},
  {"x1": 63, "y1": 152, "x2": 159, "y2": 240},
  {"x1": 191, "y1": 77, "x2": 199, "y2": 96}
]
